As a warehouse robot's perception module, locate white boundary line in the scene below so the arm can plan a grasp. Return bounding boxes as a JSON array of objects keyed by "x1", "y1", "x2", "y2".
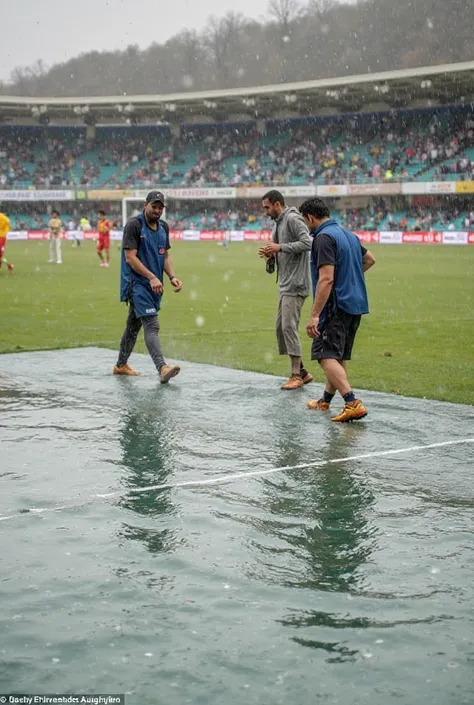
[{"x1": 1, "y1": 437, "x2": 473, "y2": 523}]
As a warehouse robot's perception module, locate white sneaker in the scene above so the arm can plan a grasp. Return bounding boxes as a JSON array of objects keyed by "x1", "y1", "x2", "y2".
[
  {"x1": 104, "y1": 262, "x2": 110, "y2": 268},
  {"x1": 56, "y1": 261, "x2": 62, "y2": 265},
  {"x1": 100, "y1": 262, "x2": 106, "y2": 268}
]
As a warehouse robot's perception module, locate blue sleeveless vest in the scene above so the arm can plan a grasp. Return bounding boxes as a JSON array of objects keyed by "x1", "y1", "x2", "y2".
[
  {"x1": 120, "y1": 214, "x2": 168, "y2": 317},
  {"x1": 313, "y1": 219, "x2": 369, "y2": 316}
]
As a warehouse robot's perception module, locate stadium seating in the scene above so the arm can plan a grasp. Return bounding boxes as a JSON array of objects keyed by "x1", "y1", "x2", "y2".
[{"x1": 1, "y1": 107, "x2": 473, "y2": 191}]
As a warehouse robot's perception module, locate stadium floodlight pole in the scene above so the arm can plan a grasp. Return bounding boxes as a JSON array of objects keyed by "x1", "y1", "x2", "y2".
[{"x1": 121, "y1": 197, "x2": 128, "y2": 229}]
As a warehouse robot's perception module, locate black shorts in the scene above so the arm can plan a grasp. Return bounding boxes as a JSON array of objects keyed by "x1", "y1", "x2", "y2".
[{"x1": 311, "y1": 309, "x2": 361, "y2": 361}]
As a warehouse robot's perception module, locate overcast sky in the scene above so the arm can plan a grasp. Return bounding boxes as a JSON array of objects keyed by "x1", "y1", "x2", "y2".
[{"x1": 1, "y1": 0, "x2": 292, "y2": 82}]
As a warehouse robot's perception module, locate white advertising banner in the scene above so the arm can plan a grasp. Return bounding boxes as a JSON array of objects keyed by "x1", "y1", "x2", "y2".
[
  {"x1": 425, "y1": 182, "x2": 456, "y2": 194},
  {"x1": 4, "y1": 230, "x2": 28, "y2": 240},
  {"x1": 379, "y1": 231, "x2": 403, "y2": 244},
  {"x1": 317, "y1": 185, "x2": 348, "y2": 197},
  {"x1": 442, "y1": 231, "x2": 468, "y2": 245},
  {"x1": 0, "y1": 190, "x2": 74, "y2": 201},
  {"x1": 181, "y1": 229, "x2": 201, "y2": 241},
  {"x1": 133, "y1": 188, "x2": 236, "y2": 200},
  {"x1": 401, "y1": 182, "x2": 427, "y2": 195}
]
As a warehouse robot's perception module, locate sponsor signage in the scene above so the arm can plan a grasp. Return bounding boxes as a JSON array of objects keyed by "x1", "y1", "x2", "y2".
[
  {"x1": 379, "y1": 231, "x2": 403, "y2": 244},
  {"x1": 134, "y1": 188, "x2": 237, "y2": 200},
  {"x1": 354, "y1": 231, "x2": 380, "y2": 243},
  {"x1": 348, "y1": 183, "x2": 401, "y2": 196},
  {"x1": 425, "y1": 181, "x2": 456, "y2": 194},
  {"x1": 317, "y1": 185, "x2": 348, "y2": 197},
  {"x1": 455, "y1": 181, "x2": 474, "y2": 194},
  {"x1": 87, "y1": 189, "x2": 134, "y2": 200},
  {"x1": 6, "y1": 230, "x2": 473, "y2": 244},
  {"x1": 441, "y1": 231, "x2": 468, "y2": 245},
  {"x1": 0, "y1": 190, "x2": 74, "y2": 201}
]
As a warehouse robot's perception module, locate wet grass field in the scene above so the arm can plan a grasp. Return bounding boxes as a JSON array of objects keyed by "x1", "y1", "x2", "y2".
[{"x1": 1, "y1": 240, "x2": 473, "y2": 404}]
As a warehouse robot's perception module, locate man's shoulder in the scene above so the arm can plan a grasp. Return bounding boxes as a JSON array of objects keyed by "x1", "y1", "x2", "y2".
[
  {"x1": 126, "y1": 215, "x2": 142, "y2": 229},
  {"x1": 159, "y1": 219, "x2": 169, "y2": 233},
  {"x1": 286, "y1": 208, "x2": 306, "y2": 224}
]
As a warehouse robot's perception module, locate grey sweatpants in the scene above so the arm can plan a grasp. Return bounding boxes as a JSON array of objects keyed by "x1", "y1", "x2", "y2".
[
  {"x1": 276, "y1": 294, "x2": 306, "y2": 357},
  {"x1": 117, "y1": 305, "x2": 166, "y2": 372}
]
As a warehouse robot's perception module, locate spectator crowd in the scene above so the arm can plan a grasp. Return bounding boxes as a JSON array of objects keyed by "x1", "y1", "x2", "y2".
[{"x1": 1, "y1": 110, "x2": 474, "y2": 191}]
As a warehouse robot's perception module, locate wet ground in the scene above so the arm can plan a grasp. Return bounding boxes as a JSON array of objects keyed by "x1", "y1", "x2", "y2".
[{"x1": 1, "y1": 348, "x2": 473, "y2": 704}]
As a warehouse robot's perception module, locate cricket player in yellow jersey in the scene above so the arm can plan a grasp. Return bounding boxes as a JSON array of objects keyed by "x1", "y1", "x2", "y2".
[
  {"x1": 0, "y1": 211, "x2": 14, "y2": 274},
  {"x1": 48, "y1": 210, "x2": 63, "y2": 264}
]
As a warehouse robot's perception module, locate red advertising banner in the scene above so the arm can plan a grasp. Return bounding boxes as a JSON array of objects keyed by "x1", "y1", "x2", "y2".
[
  {"x1": 5, "y1": 230, "x2": 474, "y2": 244},
  {"x1": 354, "y1": 231, "x2": 380, "y2": 243},
  {"x1": 402, "y1": 231, "x2": 442, "y2": 244}
]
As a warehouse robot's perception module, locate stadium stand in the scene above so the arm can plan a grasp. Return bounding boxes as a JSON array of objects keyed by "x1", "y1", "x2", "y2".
[{"x1": 1, "y1": 107, "x2": 474, "y2": 191}]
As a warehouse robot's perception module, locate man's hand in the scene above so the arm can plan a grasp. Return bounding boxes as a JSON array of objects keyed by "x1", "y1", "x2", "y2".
[
  {"x1": 149, "y1": 276, "x2": 163, "y2": 295},
  {"x1": 170, "y1": 276, "x2": 183, "y2": 293},
  {"x1": 258, "y1": 243, "x2": 281, "y2": 258},
  {"x1": 306, "y1": 315, "x2": 320, "y2": 339}
]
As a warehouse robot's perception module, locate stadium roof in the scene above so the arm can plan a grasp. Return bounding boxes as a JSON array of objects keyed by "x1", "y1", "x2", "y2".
[{"x1": 1, "y1": 60, "x2": 474, "y2": 123}]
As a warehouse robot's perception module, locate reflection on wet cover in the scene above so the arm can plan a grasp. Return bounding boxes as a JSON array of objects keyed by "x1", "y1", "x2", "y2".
[{"x1": 115, "y1": 390, "x2": 180, "y2": 554}]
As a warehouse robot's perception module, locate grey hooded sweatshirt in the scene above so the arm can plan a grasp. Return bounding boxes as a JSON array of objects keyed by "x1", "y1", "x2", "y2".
[{"x1": 272, "y1": 206, "x2": 312, "y2": 297}]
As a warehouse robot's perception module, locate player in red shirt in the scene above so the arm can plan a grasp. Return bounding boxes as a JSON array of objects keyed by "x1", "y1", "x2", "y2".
[{"x1": 97, "y1": 210, "x2": 111, "y2": 267}]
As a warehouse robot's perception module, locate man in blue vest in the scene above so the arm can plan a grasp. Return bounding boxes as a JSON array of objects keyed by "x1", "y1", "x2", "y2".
[
  {"x1": 299, "y1": 198, "x2": 376, "y2": 422},
  {"x1": 113, "y1": 191, "x2": 183, "y2": 383}
]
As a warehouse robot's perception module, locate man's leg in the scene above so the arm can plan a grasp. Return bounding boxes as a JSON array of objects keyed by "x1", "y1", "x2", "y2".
[
  {"x1": 141, "y1": 315, "x2": 180, "y2": 383},
  {"x1": 322, "y1": 360, "x2": 346, "y2": 396},
  {"x1": 105, "y1": 245, "x2": 110, "y2": 265},
  {"x1": 55, "y1": 236, "x2": 62, "y2": 264},
  {"x1": 322, "y1": 356, "x2": 367, "y2": 422},
  {"x1": 48, "y1": 237, "x2": 55, "y2": 262},
  {"x1": 275, "y1": 296, "x2": 286, "y2": 356},
  {"x1": 141, "y1": 315, "x2": 166, "y2": 372},
  {"x1": 319, "y1": 358, "x2": 351, "y2": 396},
  {"x1": 114, "y1": 306, "x2": 142, "y2": 374},
  {"x1": 308, "y1": 312, "x2": 366, "y2": 421},
  {"x1": 97, "y1": 243, "x2": 104, "y2": 265},
  {"x1": 280, "y1": 295, "x2": 306, "y2": 389}
]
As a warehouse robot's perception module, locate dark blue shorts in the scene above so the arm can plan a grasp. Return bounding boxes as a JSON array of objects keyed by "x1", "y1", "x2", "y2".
[{"x1": 311, "y1": 310, "x2": 361, "y2": 361}]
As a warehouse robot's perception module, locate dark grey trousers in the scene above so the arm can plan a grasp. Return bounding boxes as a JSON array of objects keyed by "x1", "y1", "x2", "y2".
[{"x1": 117, "y1": 305, "x2": 166, "y2": 372}]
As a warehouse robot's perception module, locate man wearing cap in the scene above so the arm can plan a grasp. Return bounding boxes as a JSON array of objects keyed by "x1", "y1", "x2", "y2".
[{"x1": 114, "y1": 191, "x2": 183, "y2": 383}]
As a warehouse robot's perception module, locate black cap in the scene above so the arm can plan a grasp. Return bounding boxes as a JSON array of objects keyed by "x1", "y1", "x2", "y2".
[{"x1": 145, "y1": 190, "x2": 165, "y2": 206}]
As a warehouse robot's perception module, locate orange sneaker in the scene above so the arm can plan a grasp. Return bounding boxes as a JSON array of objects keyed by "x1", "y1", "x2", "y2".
[
  {"x1": 301, "y1": 372, "x2": 313, "y2": 385},
  {"x1": 160, "y1": 364, "x2": 180, "y2": 384},
  {"x1": 306, "y1": 398, "x2": 330, "y2": 411},
  {"x1": 281, "y1": 374, "x2": 304, "y2": 390},
  {"x1": 7, "y1": 263, "x2": 14, "y2": 274},
  {"x1": 331, "y1": 400, "x2": 367, "y2": 423},
  {"x1": 113, "y1": 364, "x2": 140, "y2": 376}
]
